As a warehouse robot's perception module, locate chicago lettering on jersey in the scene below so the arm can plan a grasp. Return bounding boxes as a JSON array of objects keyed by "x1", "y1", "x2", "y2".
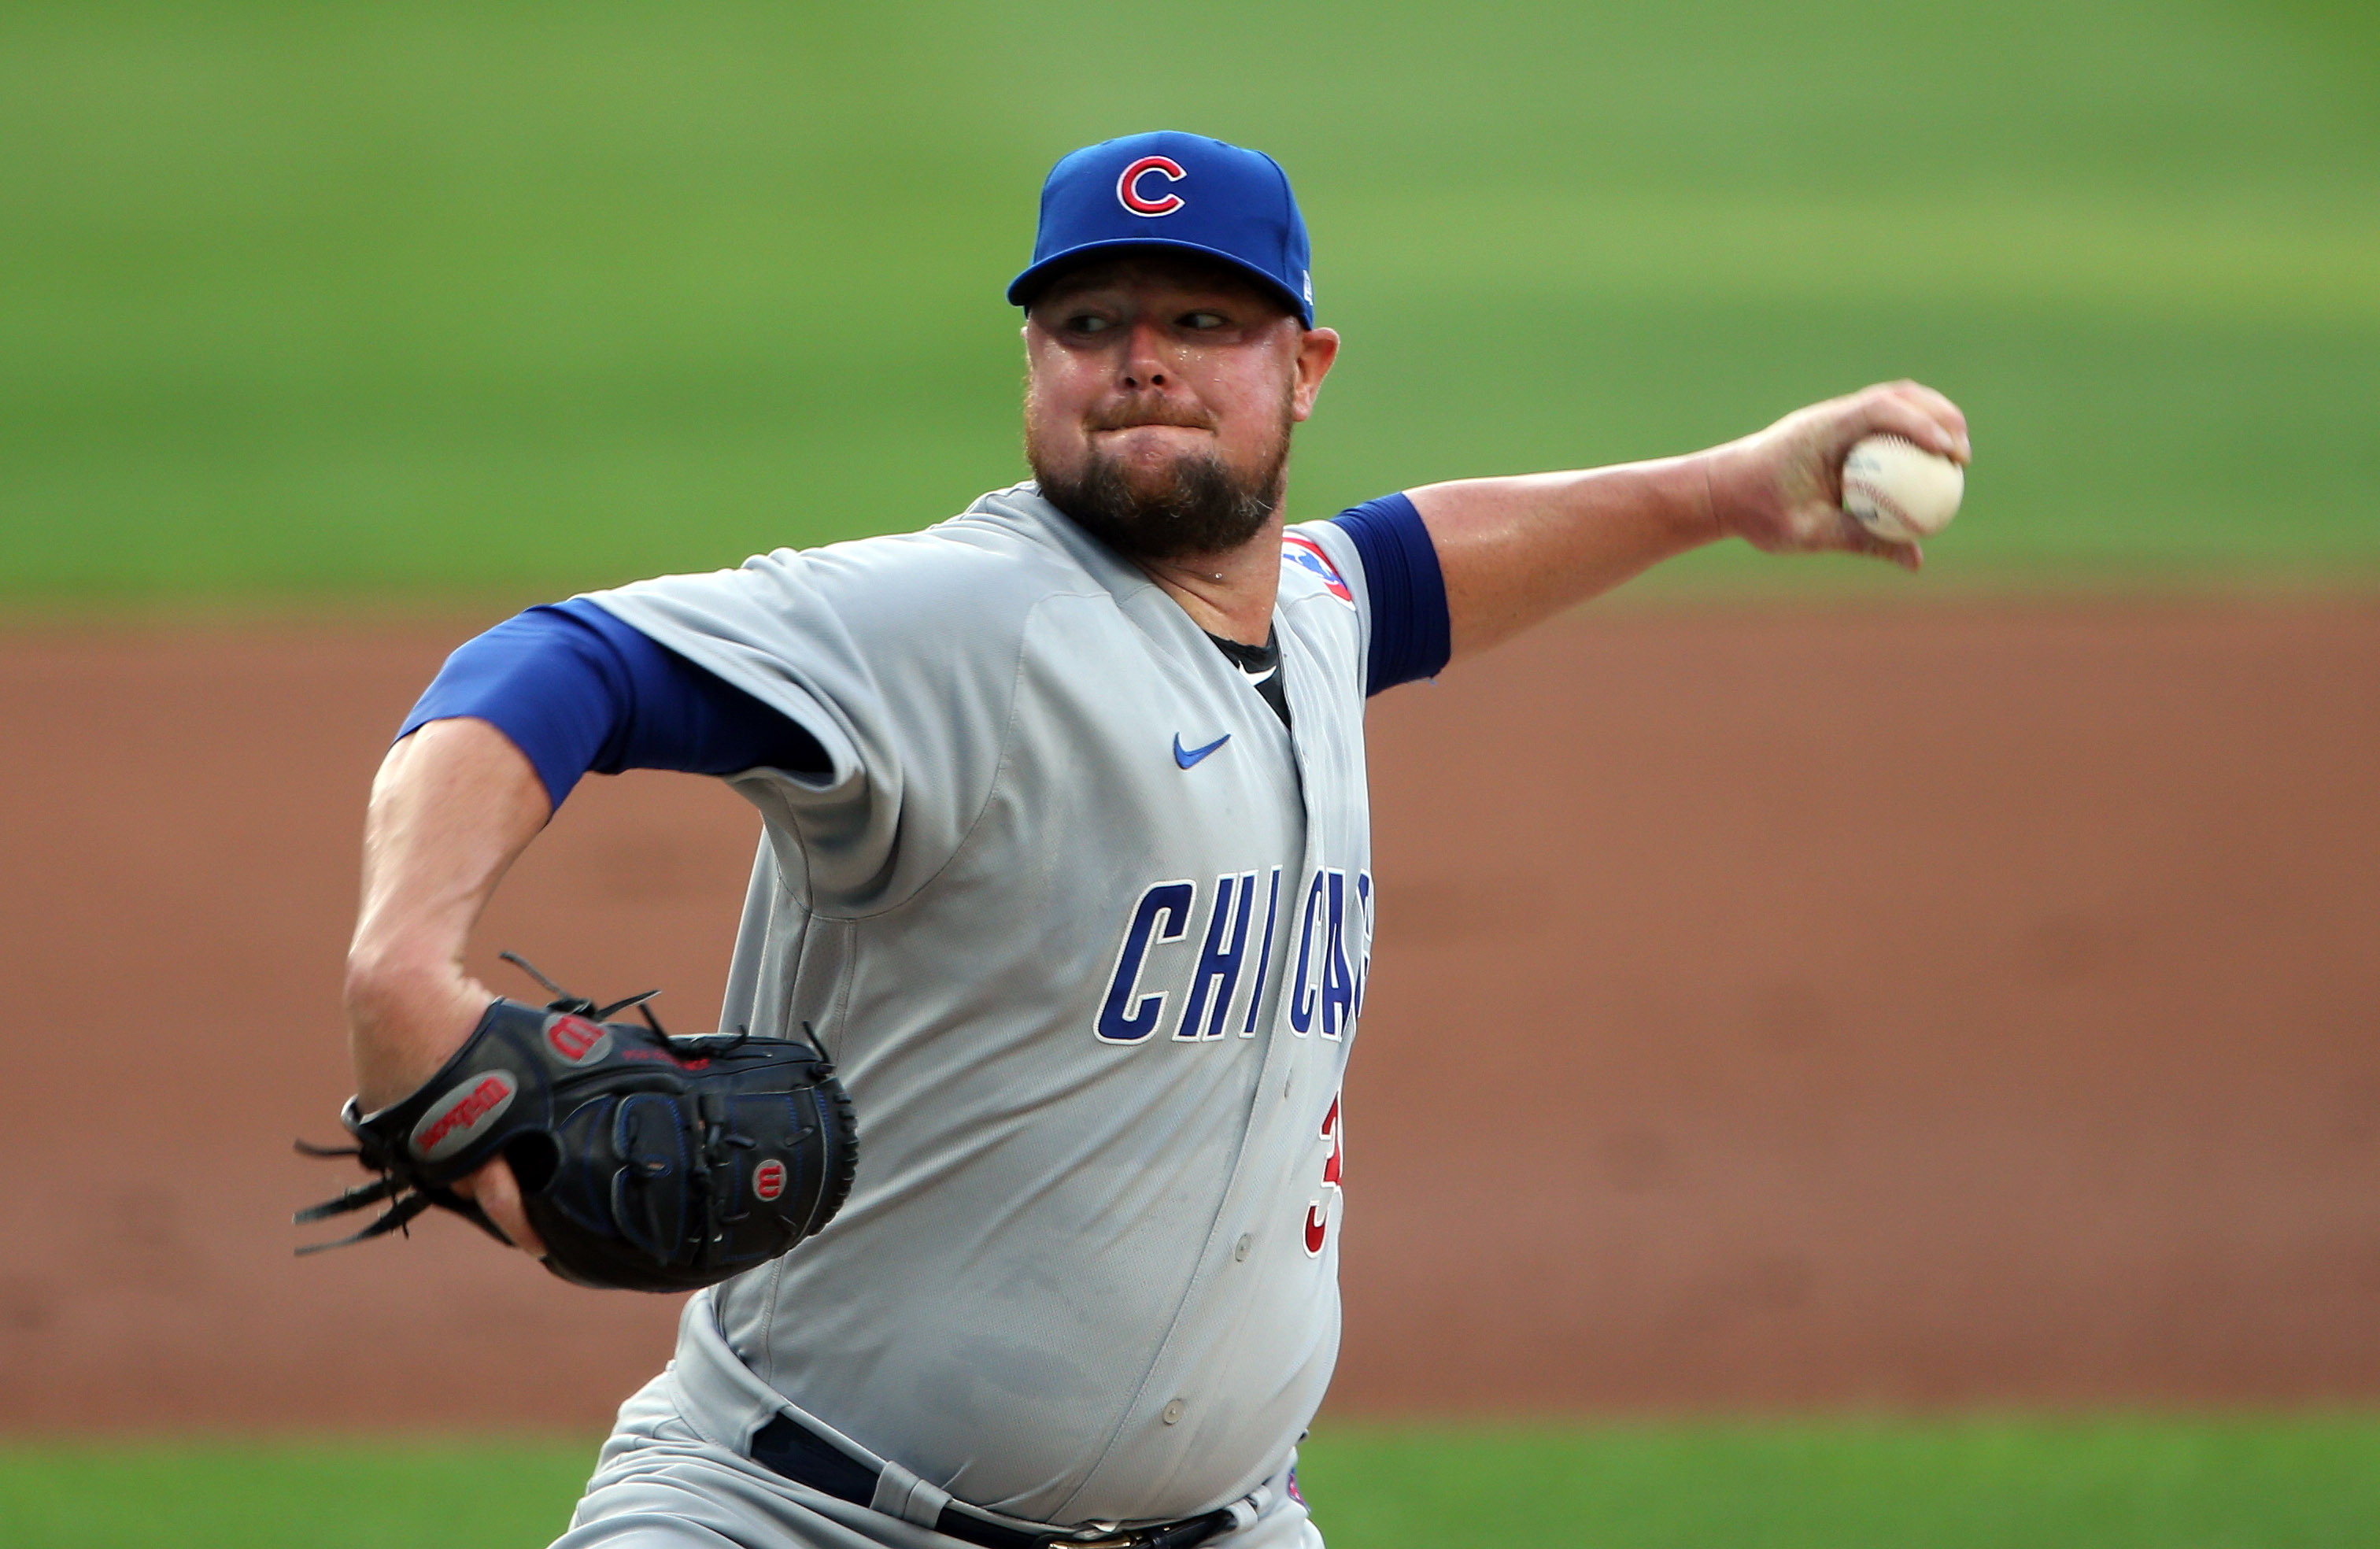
[
  {"x1": 1286, "y1": 869, "x2": 1371, "y2": 1041},
  {"x1": 1096, "y1": 867, "x2": 1369, "y2": 1044}
]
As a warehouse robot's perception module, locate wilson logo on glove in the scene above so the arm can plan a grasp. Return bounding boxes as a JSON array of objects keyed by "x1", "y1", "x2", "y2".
[
  {"x1": 544, "y1": 1013, "x2": 611, "y2": 1065},
  {"x1": 410, "y1": 1073, "x2": 518, "y2": 1162}
]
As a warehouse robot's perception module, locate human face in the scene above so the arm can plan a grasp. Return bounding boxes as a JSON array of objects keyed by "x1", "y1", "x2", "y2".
[{"x1": 1022, "y1": 254, "x2": 1338, "y2": 561}]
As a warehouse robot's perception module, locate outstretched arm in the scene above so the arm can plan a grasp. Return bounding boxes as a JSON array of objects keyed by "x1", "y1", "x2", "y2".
[{"x1": 1414, "y1": 380, "x2": 1970, "y2": 660}]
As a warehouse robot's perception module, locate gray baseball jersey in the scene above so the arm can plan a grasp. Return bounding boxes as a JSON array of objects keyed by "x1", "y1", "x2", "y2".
[{"x1": 582, "y1": 483, "x2": 1380, "y2": 1528}]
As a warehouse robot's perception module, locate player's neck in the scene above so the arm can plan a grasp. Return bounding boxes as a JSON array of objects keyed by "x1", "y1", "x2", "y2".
[{"x1": 1136, "y1": 514, "x2": 1284, "y2": 647}]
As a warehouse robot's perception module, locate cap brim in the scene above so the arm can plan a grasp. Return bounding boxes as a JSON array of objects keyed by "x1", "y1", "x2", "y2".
[{"x1": 1007, "y1": 238, "x2": 1311, "y2": 325}]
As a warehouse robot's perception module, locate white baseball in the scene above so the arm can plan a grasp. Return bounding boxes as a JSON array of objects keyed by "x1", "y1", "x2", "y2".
[{"x1": 1840, "y1": 434, "x2": 1964, "y2": 544}]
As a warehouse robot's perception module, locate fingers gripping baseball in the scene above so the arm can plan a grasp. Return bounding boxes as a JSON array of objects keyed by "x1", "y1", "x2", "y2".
[{"x1": 1706, "y1": 381, "x2": 1969, "y2": 569}]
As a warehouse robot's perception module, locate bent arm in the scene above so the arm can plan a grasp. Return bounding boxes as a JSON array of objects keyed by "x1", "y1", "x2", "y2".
[
  {"x1": 1414, "y1": 380, "x2": 1970, "y2": 661},
  {"x1": 348, "y1": 601, "x2": 829, "y2": 1103},
  {"x1": 338, "y1": 604, "x2": 828, "y2": 1254},
  {"x1": 345, "y1": 717, "x2": 555, "y2": 1256},
  {"x1": 344, "y1": 716, "x2": 549, "y2": 1111}
]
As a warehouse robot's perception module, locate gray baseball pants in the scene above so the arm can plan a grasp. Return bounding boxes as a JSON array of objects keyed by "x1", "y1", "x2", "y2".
[{"x1": 551, "y1": 1377, "x2": 1324, "y2": 1549}]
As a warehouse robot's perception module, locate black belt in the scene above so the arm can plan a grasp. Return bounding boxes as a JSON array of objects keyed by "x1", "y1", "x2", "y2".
[{"x1": 751, "y1": 1414, "x2": 1238, "y2": 1549}]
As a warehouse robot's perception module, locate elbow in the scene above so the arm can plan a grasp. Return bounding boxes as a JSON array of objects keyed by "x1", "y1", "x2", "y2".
[{"x1": 342, "y1": 931, "x2": 456, "y2": 1034}]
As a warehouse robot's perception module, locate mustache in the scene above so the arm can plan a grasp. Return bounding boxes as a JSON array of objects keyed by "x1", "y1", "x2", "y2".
[{"x1": 1083, "y1": 401, "x2": 1216, "y2": 434}]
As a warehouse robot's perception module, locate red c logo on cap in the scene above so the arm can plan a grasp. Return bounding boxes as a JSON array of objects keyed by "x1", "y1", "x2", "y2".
[{"x1": 1117, "y1": 155, "x2": 1186, "y2": 217}]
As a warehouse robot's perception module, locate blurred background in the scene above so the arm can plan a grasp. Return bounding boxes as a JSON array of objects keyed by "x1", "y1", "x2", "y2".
[{"x1": 2, "y1": 2, "x2": 2374, "y2": 1545}]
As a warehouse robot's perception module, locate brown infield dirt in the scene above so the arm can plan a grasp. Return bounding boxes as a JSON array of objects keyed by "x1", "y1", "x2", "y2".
[{"x1": 1, "y1": 598, "x2": 2375, "y2": 1433}]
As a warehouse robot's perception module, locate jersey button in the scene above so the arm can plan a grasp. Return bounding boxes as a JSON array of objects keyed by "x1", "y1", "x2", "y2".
[
  {"x1": 1162, "y1": 1399, "x2": 1185, "y2": 1425},
  {"x1": 1234, "y1": 1233, "x2": 1252, "y2": 1262}
]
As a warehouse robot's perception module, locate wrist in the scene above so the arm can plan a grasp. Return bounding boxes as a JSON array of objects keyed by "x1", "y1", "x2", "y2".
[
  {"x1": 1695, "y1": 435, "x2": 1772, "y2": 545},
  {"x1": 344, "y1": 945, "x2": 491, "y2": 1110},
  {"x1": 1624, "y1": 452, "x2": 1725, "y2": 552},
  {"x1": 1677, "y1": 451, "x2": 1728, "y2": 549}
]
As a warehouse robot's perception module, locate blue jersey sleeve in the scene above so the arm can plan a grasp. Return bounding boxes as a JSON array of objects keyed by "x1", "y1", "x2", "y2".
[
  {"x1": 1331, "y1": 492, "x2": 1451, "y2": 695},
  {"x1": 399, "y1": 598, "x2": 827, "y2": 811}
]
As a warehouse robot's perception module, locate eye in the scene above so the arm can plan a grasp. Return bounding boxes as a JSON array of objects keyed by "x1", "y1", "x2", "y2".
[
  {"x1": 1067, "y1": 312, "x2": 1114, "y2": 335},
  {"x1": 1180, "y1": 310, "x2": 1228, "y2": 331}
]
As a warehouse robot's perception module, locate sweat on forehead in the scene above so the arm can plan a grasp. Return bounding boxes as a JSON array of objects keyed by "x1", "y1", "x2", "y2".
[{"x1": 1024, "y1": 251, "x2": 1297, "y2": 318}]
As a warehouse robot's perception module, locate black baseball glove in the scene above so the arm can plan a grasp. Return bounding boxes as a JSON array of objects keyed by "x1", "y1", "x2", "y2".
[{"x1": 296, "y1": 958, "x2": 856, "y2": 1292}]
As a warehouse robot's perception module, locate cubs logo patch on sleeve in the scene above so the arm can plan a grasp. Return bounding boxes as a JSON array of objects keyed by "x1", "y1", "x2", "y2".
[{"x1": 1282, "y1": 533, "x2": 1354, "y2": 604}]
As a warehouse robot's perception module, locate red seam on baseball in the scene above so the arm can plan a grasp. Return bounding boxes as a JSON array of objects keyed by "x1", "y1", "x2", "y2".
[{"x1": 1849, "y1": 480, "x2": 1916, "y2": 538}]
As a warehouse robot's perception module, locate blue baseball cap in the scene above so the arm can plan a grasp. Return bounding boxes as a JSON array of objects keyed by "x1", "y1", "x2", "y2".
[{"x1": 1008, "y1": 131, "x2": 1315, "y2": 326}]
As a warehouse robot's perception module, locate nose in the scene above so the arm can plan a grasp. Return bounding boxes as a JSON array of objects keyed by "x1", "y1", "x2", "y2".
[{"x1": 1119, "y1": 316, "x2": 1170, "y2": 390}]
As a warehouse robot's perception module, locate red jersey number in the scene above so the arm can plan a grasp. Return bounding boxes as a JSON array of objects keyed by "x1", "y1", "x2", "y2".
[{"x1": 1303, "y1": 1093, "x2": 1343, "y2": 1256}]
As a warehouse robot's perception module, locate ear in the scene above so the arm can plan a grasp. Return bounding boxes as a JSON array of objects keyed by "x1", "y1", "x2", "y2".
[{"x1": 1291, "y1": 327, "x2": 1341, "y2": 422}]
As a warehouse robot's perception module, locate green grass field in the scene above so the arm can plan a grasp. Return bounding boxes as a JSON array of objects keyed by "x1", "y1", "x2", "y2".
[
  {"x1": 2, "y1": 1, "x2": 2374, "y2": 602},
  {"x1": 5, "y1": 1419, "x2": 2377, "y2": 1548}
]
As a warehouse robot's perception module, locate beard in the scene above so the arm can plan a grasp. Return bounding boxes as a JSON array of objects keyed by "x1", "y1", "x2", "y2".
[{"x1": 1026, "y1": 393, "x2": 1293, "y2": 563}]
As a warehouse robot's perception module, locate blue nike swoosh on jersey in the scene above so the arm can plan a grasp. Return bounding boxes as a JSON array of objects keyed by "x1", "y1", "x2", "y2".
[{"x1": 1173, "y1": 732, "x2": 1231, "y2": 769}]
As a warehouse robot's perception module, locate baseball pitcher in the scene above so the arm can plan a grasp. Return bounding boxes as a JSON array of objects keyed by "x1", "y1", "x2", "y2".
[{"x1": 322, "y1": 131, "x2": 1968, "y2": 1548}]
